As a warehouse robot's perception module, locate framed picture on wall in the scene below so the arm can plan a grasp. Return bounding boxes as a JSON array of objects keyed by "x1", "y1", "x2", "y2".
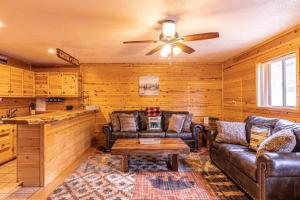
[{"x1": 139, "y1": 76, "x2": 159, "y2": 96}]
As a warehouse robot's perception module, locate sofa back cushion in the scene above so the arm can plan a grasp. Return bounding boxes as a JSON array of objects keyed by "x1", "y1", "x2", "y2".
[
  {"x1": 244, "y1": 116, "x2": 279, "y2": 142},
  {"x1": 161, "y1": 111, "x2": 189, "y2": 131},
  {"x1": 292, "y1": 127, "x2": 300, "y2": 152}
]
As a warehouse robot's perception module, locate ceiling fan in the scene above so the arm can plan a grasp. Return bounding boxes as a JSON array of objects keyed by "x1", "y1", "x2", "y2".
[{"x1": 123, "y1": 20, "x2": 219, "y2": 58}]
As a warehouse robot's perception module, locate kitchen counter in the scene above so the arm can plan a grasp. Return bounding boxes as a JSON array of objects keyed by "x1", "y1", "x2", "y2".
[
  {"x1": 2, "y1": 110, "x2": 98, "y2": 125},
  {"x1": 9, "y1": 109, "x2": 97, "y2": 187}
]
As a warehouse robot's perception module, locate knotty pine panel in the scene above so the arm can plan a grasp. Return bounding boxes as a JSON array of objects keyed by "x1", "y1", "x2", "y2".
[
  {"x1": 81, "y1": 63, "x2": 222, "y2": 147},
  {"x1": 0, "y1": 98, "x2": 34, "y2": 117},
  {"x1": 222, "y1": 26, "x2": 300, "y2": 122}
]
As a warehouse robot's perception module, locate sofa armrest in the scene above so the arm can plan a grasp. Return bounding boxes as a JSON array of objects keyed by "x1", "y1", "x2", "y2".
[
  {"x1": 191, "y1": 122, "x2": 203, "y2": 136},
  {"x1": 102, "y1": 123, "x2": 112, "y2": 151},
  {"x1": 191, "y1": 123, "x2": 203, "y2": 150},
  {"x1": 257, "y1": 152, "x2": 300, "y2": 177}
]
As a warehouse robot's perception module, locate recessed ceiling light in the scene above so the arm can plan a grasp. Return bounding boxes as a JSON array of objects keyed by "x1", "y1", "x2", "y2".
[
  {"x1": 48, "y1": 48, "x2": 56, "y2": 54},
  {"x1": 0, "y1": 21, "x2": 5, "y2": 28}
]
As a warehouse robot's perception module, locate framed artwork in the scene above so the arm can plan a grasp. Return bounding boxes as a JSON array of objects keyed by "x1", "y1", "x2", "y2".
[{"x1": 139, "y1": 76, "x2": 159, "y2": 96}]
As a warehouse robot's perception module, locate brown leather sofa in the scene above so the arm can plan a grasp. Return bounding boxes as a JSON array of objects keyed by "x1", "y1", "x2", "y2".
[
  {"x1": 103, "y1": 110, "x2": 203, "y2": 152},
  {"x1": 210, "y1": 116, "x2": 300, "y2": 200}
]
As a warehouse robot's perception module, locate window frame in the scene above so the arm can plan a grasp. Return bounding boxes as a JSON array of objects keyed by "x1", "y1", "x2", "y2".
[{"x1": 256, "y1": 52, "x2": 298, "y2": 110}]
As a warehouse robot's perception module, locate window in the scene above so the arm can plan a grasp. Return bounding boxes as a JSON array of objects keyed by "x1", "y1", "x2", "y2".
[{"x1": 257, "y1": 53, "x2": 297, "y2": 108}]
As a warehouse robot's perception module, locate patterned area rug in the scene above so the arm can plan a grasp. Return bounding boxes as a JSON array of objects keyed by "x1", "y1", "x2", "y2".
[{"x1": 48, "y1": 148, "x2": 250, "y2": 200}]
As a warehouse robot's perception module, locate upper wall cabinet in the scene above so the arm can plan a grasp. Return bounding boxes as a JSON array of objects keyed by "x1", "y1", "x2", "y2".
[
  {"x1": 23, "y1": 70, "x2": 35, "y2": 97},
  {"x1": 49, "y1": 72, "x2": 63, "y2": 96},
  {"x1": 0, "y1": 64, "x2": 11, "y2": 96},
  {"x1": 35, "y1": 72, "x2": 81, "y2": 97},
  {"x1": 0, "y1": 64, "x2": 35, "y2": 97},
  {"x1": 35, "y1": 72, "x2": 49, "y2": 97},
  {"x1": 10, "y1": 67, "x2": 23, "y2": 97}
]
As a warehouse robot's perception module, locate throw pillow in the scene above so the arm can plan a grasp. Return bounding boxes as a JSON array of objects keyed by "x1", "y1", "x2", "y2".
[
  {"x1": 145, "y1": 107, "x2": 161, "y2": 117},
  {"x1": 110, "y1": 113, "x2": 121, "y2": 132},
  {"x1": 256, "y1": 129, "x2": 296, "y2": 158},
  {"x1": 182, "y1": 113, "x2": 193, "y2": 132},
  {"x1": 249, "y1": 126, "x2": 270, "y2": 151},
  {"x1": 147, "y1": 116, "x2": 162, "y2": 131},
  {"x1": 215, "y1": 121, "x2": 248, "y2": 146},
  {"x1": 119, "y1": 114, "x2": 137, "y2": 132},
  {"x1": 167, "y1": 114, "x2": 186, "y2": 133}
]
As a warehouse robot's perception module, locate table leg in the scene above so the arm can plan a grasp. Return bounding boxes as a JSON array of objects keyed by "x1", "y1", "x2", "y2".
[
  {"x1": 121, "y1": 155, "x2": 129, "y2": 172},
  {"x1": 170, "y1": 154, "x2": 179, "y2": 171}
]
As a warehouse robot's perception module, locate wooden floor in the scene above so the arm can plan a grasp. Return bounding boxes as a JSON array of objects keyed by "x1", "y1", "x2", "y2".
[{"x1": 0, "y1": 148, "x2": 94, "y2": 200}]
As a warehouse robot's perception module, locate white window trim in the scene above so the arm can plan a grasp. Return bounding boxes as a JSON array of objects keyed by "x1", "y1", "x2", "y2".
[{"x1": 257, "y1": 53, "x2": 297, "y2": 109}]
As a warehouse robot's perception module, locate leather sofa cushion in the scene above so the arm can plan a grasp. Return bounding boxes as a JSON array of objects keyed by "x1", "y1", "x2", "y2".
[
  {"x1": 138, "y1": 131, "x2": 165, "y2": 138},
  {"x1": 139, "y1": 111, "x2": 148, "y2": 131},
  {"x1": 111, "y1": 131, "x2": 138, "y2": 139},
  {"x1": 293, "y1": 127, "x2": 300, "y2": 152},
  {"x1": 211, "y1": 142, "x2": 250, "y2": 160},
  {"x1": 229, "y1": 151, "x2": 257, "y2": 181},
  {"x1": 244, "y1": 116, "x2": 279, "y2": 142},
  {"x1": 165, "y1": 132, "x2": 193, "y2": 139}
]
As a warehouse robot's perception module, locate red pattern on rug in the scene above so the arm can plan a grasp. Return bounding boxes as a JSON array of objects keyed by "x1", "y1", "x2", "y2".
[{"x1": 132, "y1": 172, "x2": 218, "y2": 200}]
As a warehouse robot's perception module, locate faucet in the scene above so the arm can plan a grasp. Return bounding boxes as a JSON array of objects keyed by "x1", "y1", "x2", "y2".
[{"x1": 5, "y1": 108, "x2": 18, "y2": 118}]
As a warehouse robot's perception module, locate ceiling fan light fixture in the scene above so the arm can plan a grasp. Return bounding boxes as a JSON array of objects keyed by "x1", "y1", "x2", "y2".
[
  {"x1": 162, "y1": 20, "x2": 176, "y2": 38},
  {"x1": 172, "y1": 46, "x2": 182, "y2": 56},
  {"x1": 160, "y1": 44, "x2": 172, "y2": 57}
]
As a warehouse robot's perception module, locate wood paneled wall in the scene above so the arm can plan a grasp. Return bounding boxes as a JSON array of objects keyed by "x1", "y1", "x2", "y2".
[
  {"x1": 222, "y1": 25, "x2": 300, "y2": 122},
  {"x1": 81, "y1": 63, "x2": 222, "y2": 146}
]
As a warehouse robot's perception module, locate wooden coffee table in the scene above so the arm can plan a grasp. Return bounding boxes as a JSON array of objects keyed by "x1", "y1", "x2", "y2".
[{"x1": 111, "y1": 138, "x2": 190, "y2": 172}]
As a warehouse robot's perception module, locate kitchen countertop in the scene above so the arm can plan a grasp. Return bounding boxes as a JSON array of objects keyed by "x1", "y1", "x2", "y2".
[{"x1": 2, "y1": 110, "x2": 98, "y2": 125}]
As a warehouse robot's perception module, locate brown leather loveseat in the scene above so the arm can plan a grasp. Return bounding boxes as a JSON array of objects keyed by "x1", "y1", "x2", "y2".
[{"x1": 210, "y1": 116, "x2": 300, "y2": 200}]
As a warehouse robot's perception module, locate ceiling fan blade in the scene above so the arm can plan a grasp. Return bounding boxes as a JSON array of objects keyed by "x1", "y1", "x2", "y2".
[
  {"x1": 183, "y1": 32, "x2": 219, "y2": 41},
  {"x1": 146, "y1": 45, "x2": 164, "y2": 55},
  {"x1": 123, "y1": 40, "x2": 157, "y2": 44},
  {"x1": 176, "y1": 43, "x2": 195, "y2": 54}
]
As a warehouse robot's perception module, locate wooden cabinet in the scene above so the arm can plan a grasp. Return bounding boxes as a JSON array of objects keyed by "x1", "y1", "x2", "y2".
[
  {"x1": 0, "y1": 124, "x2": 16, "y2": 164},
  {"x1": 0, "y1": 64, "x2": 11, "y2": 96},
  {"x1": 35, "y1": 72, "x2": 81, "y2": 97},
  {"x1": 49, "y1": 73, "x2": 62, "y2": 96},
  {"x1": 62, "y1": 72, "x2": 77, "y2": 96},
  {"x1": 23, "y1": 70, "x2": 35, "y2": 97},
  {"x1": 10, "y1": 67, "x2": 23, "y2": 97},
  {"x1": 35, "y1": 72, "x2": 49, "y2": 96},
  {"x1": 0, "y1": 64, "x2": 35, "y2": 97}
]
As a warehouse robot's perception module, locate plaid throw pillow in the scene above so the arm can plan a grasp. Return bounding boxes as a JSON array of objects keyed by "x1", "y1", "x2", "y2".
[{"x1": 145, "y1": 107, "x2": 161, "y2": 117}]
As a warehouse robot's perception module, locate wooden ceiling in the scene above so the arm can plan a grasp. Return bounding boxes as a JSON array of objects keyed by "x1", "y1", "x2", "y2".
[{"x1": 0, "y1": 0, "x2": 300, "y2": 64}]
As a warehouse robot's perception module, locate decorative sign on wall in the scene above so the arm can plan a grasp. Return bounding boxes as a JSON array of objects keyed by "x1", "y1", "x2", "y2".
[
  {"x1": 56, "y1": 48, "x2": 80, "y2": 66},
  {"x1": 139, "y1": 76, "x2": 159, "y2": 96}
]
